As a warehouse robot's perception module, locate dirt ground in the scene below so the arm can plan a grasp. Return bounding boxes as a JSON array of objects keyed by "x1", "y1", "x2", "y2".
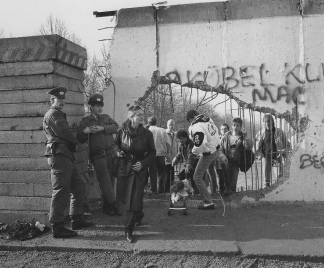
[
  {"x1": 1, "y1": 250, "x2": 324, "y2": 268},
  {"x1": 1, "y1": 196, "x2": 324, "y2": 267}
]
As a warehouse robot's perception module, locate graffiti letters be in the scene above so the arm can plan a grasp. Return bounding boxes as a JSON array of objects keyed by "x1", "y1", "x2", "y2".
[{"x1": 299, "y1": 154, "x2": 324, "y2": 169}]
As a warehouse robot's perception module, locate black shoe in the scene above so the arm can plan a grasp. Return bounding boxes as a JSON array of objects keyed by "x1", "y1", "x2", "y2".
[
  {"x1": 135, "y1": 212, "x2": 145, "y2": 227},
  {"x1": 70, "y1": 215, "x2": 94, "y2": 230},
  {"x1": 51, "y1": 222, "x2": 77, "y2": 238},
  {"x1": 124, "y1": 230, "x2": 134, "y2": 243},
  {"x1": 110, "y1": 202, "x2": 121, "y2": 216},
  {"x1": 102, "y1": 202, "x2": 120, "y2": 216}
]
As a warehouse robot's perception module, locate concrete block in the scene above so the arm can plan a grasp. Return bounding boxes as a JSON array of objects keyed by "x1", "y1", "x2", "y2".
[
  {"x1": 0, "y1": 88, "x2": 85, "y2": 104},
  {"x1": 0, "y1": 103, "x2": 84, "y2": 117},
  {"x1": 0, "y1": 74, "x2": 85, "y2": 92},
  {"x1": 0, "y1": 144, "x2": 45, "y2": 157},
  {"x1": 0, "y1": 35, "x2": 87, "y2": 70},
  {"x1": 0, "y1": 196, "x2": 50, "y2": 211},
  {"x1": 303, "y1": 0, "x2": 324, "y2": 15},
  {"x1": 159, "y1": 2, "x2": 225, "y2": 24},
  {"x1": 226, "y1": 0, "x2": 299, "y2": 20},
  {"x1": 0, "y1": 130, "x2": 45, "y2": 143},
  {"x1": 0, "y1": 116, "x2": 82, "y2": 131},
  {"x1": 0, "y1": 210, "x2": 49, "y2": 226},
  {"x1": 0, "y1": 183, "x2": 51, "y2": 197},
  {"x1": 0, "y1": 170, "x2": 50, "y2": 183},
  {"x1": 0, "y1": 61, "x2": 85, "y2": 80},
  {"x1": 0, "y1": 183, "x2": 34, "y2": 196},
  {"x1": 0, "y1": 157, "x2": 48, "y2": 171},
  {"x1": 33, "y1": 183, "x2": 52, "y2": 197}
]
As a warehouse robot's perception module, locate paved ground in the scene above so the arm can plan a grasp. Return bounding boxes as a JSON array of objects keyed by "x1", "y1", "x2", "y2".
[{"x1": 1, "y1": 195, "x2": 324, "y2": 267}]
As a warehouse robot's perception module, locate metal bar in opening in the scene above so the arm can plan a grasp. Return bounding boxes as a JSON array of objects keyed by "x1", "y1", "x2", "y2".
[
  {"x1": 243, "y1": 107, "x2": 247, "y2": 191},
  {"x1": 98, "y1": 26, "x2": 115, "y2": 30},
  {"x1": 275, "y1": 114, "x2": 278, "y2": 183},
  {"x1": 93, "y1": 11, "x2": 117, "y2": 17},
  {"x1": 253, "y1": 111, "x2": 259, "y2": 190},
  {"x1": 224, "y1": 94, "x2": 227, "y2": 123},
  {"x1": 230, "y1": 98, "x2": 233, "y2": 118},
  {"x1": 249, "y1": 109, "x2": 254, "y2": 190},
  {"x1": 260, "y1": 111, "x2": 263, "y2": 189},
  {"x1": 296, "y1": 101, "x2": 299, "y2": 143}
]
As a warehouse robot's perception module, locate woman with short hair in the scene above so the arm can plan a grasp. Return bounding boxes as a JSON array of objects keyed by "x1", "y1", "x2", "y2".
[{"x1": 114, "y1": 105, "x2": 156, "y2": 243}]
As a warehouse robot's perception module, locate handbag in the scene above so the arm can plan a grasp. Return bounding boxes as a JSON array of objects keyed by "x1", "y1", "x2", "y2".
[{"x1": 239, "y1": 147, "x2": 255, "y2": 173}]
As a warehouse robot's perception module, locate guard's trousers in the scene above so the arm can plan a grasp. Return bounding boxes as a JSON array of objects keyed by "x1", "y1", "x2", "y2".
[{"x1": 48, "y1": 154, "x2": 85, "y2": 223}]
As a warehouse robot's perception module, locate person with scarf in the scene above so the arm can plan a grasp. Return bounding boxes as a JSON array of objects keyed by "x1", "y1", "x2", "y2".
[
  {"x1": 114, "y1": 105, "x2": 156, "y2": 243},
  {"x1": 254, "y1": 114, "x2": 288, "y2": 187}
]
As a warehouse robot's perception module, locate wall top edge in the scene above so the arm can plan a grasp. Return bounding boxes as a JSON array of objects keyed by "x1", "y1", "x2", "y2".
[{"x1": 115, "y1": 0, "x2": 324, "y2": 28}]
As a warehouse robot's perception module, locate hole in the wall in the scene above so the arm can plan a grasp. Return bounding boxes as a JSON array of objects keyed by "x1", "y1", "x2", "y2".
[{"x1": 133, "y1": 70, "x2": 310, "y2": 197}]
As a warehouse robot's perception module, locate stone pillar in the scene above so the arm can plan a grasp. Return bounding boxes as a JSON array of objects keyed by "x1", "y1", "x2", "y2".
[{"x1": 0, "y1": 35, "x2": 87, "y2": 225}]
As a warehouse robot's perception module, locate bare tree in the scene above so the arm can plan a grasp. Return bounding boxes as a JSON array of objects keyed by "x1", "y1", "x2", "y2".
[
  {"x1": 141, "y1": 84, "x2": 228, "y2": 129},
  {"x1": 84, "y1": 45, "x2": 111, "y2": 94},
  {"x1": 39, "y1": 14, "x2": 81, "y2": 45}
]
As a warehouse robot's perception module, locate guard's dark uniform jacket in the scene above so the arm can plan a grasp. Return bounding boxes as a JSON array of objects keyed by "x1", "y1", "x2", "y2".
[
  {"x1": 43, "y1": 107, "x2": 78, "y2": 159},
  {"x1": 77, "y1": 113, "x2": 119, "y2": 207},
  {"x1": 77, "y1": 114, "x2": 118, "y2": 156}
]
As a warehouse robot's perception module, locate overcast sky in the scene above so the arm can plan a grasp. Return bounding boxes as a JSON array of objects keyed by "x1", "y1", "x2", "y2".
[{"x1": 0, "y1": 0, "x2": 223, "y2": 58}]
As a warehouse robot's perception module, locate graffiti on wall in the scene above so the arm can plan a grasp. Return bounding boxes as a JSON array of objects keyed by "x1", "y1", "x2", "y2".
[
  {"x1": 300, "y1": 154, "x2": 324, "y2": 169},
  {"x1": 164, "y1": 63, "x2": 324, "y2": 105}
]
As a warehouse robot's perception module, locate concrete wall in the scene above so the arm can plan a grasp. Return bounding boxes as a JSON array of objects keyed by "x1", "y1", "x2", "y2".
[
  {"x1": 0, "y1": 35, "x2": 88, "y2": 224},
  {"x1": 106, "y1": 0, "x2": 324, "y2": 201}
]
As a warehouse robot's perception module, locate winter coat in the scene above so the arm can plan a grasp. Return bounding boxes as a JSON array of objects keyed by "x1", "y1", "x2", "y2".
[
  {"x1": 220, "y1": 131, "x2": 252, "y2": 165},
  {"x1": 166, "y1": 130, "x2": 178, "y2": 164},
  {"x1": 43, "y1": 107, "x2": 78, "y2": 160},
  {"x1": 254, "y1": 128, "x2": 289, "y2": 158},
  {"x1": 77, "y1": 113, "x2": 118, "y2": 156},
  {"x1": 174, "y1": 139, "x2": 197, "y2": 169},
  {"x1": 114, "y1": 120, "x2": 156, "y2": 211}
]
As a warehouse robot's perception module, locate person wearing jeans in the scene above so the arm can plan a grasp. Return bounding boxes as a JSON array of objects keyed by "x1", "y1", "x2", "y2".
[
  {"x1": 165, "y1": 119, "x2": 178, "y2": 192},
  {"x1": 187, "y1": 110, "x2": 228, "y2": 210},
  {"x1": 148, "y1": 116, "x2": 171, "y2": 194}
]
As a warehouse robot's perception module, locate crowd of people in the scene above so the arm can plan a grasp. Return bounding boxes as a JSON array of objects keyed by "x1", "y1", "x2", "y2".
[{"x1": 43, "y1": 87, "x2": 289, "y2": 242}]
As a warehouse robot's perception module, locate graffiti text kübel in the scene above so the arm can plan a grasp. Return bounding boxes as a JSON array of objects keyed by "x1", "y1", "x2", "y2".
[{"x1": 165, "y1": 63, "x2": 324, "y2": 105}]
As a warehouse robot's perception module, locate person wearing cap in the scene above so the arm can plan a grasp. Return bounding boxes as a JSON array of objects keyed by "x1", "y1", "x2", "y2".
[
  {"x1": 77, "y1": 94, "x2": 120, "y2": 216},
  {"x1": 43, "y1": 87, "x2": 93, "y2": 239}
]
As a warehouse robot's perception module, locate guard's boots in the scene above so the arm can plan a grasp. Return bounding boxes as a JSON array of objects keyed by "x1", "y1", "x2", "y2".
[
  {"x1": 51, "y1": 222, "x2": 77, "y2": 238},
  {"x1": 70, "y1": 214, "x2": 94, "y2": 230}
]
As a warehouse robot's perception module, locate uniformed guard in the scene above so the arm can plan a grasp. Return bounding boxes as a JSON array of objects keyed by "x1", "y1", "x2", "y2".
[
  {"x1": 43, "y1": 87, "x2": 93, "y2": 238},
  {"x1": 77, "y1": 94, "x2": 120, "y2": 216}
]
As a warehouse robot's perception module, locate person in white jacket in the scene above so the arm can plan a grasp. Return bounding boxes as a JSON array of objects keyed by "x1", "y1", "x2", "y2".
[
  {"x1": 148, "y1": 117, "x2": 171, "y2": 194},
  {"x1": 186, "y1": 110, "x2": 229, "y2": 210}
]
